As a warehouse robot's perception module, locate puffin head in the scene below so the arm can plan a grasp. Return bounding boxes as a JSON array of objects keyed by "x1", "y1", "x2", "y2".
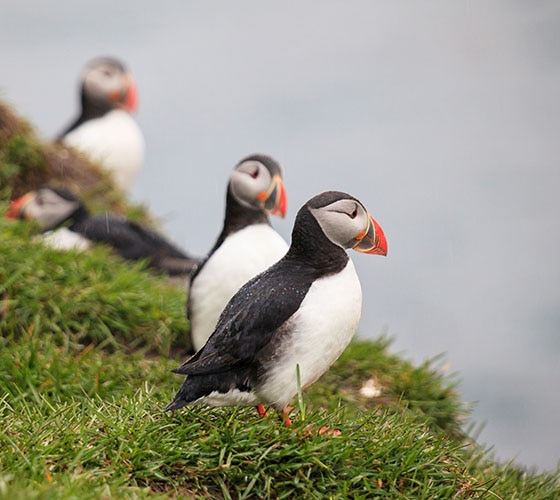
[
  {"x1": 6, "y1": 186, "x2": 83, "y2": 231},
  {"x1": 229, "y1": 154, "x2": 287, "y2": 217},
  {"x1": 81, "y1": 57, "x2": 138, "y2": 113},
  {"x1": 307, "y1": 191, "x2": 387, "y2": 256}
]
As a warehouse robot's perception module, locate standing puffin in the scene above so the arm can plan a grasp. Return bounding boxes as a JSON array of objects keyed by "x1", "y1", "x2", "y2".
[
  {"x1": 186, "y1": 154, "x2": 288, "y2": 353},
  {"x1": 57, "y1": 57, "x2": 145, "y2": 192},
  {"x1": 7, "y1": 186, "x2": 201, "y2": 276},
  {"x1": 166, "y1": 191, "x2": 388, "y2": 424}
]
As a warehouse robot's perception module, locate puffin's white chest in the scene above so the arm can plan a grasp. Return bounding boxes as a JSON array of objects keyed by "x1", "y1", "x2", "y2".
[
  {"x1": 39, "y1": 228, "x2": 91, "y2": 251},
  {"x1": 63, "y1": 109, "x2": 145, "y2": 191},
  {"x1": 189, "y1": 224, "x2": 288, "y2": 351},
  {"x1": 258, "y1": 260, "x2": 362, "y2": 410}
]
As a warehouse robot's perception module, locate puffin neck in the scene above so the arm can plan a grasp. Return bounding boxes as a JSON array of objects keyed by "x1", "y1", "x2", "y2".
[
  {"x1": 80, "y1": 87, "x2": 116, "y2": 118},
  {"x1": 285, "y1": 206, "x2": 348, "y2": 275},
  {"x1": 64, "y1": 204, "x2": 90, "y2": 230},
  {"x1": 214, "y1": 187, "x2": 270, "y2": 245},
  {"x1": 57, "y1": 93, "x2": 113, "y2": 138}
]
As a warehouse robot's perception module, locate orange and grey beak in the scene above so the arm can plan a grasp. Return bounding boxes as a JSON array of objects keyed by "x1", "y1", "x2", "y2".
[
  {"x1": 258, "y1": 174, "x2": 287, "y2": 218},
  {"x1": 123, "y1": 77, "x2": 138, "y2": 112},
  {"x1": 111, "y1": 74, "x2": 138, "y2": 112},
  {"x1": 6, "y1": 192, "x2": 36, "y2": 220},
  {"x1": 352, "y1": 214, "x2": 388, "y2": 256}
]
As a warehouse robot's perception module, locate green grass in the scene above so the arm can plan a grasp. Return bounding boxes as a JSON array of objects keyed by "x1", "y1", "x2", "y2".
[
  {"x1": 1, "y1": 341, "x2": 559, "y2": 499},
  {"x1": 0, "y1": 389, "x2": 468, "y2": 499},
  {"x1": 1, "y1": 98, "x2": 559, "y2": 498},
  {"x1": 0, "y1": 219, "x2": 189, "y2": 354}
]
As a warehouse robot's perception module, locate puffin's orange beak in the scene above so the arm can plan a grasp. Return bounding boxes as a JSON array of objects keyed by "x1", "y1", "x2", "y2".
[
  {"x1": 123, "y1": 78, "x2": 138, "y2": 112},
  {"x1": 6, "y1": 192, "x2": 35, "y2": 220},
  {"x1": 352, "y1": 215, "x2": 387, "y2": 256},
  {"x1": 110, "y1": 74, "x2": 138, "y2": 112},
  {"x1": 257, "y1": 175, "x2": 287, "y2": 218}
]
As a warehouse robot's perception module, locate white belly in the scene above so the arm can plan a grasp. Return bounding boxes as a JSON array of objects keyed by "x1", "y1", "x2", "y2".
[
  {"x1": 63, "y1": 109, "x2": 145, "y2": 191},
  {"x1": 189, "y1": 224, "x2": 288, "y2": 351},
  {"x1": 38, "y1": 228, "x2": 91, "y2": 251},
  {"x1": 196, "y1": 389, "x2": 259, "y2": 408},
  {"x1": 257, "y1": 260, "x2": 362, "y2": 410}
]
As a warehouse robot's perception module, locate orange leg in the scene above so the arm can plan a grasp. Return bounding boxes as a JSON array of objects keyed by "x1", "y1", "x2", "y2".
[
  {"x1": 256, "y1": 405, "x2": 339, "y2": 435},
  {"x1": 282, "y1": 406, "x2": 293, "y2": 427},
  {"x1": 256, "y1": 404, "x2": 268, "y2": 418},
  {"x1": 316, "y1": 426, "x2": 341, "y2": 437}
]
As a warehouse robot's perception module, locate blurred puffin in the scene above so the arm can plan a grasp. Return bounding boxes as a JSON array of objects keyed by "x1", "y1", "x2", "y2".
[
  {"x1": 166, "y1": 191, "x2": 387, "y2": 424},
  {"x1": 57, "y1": 57, "x2": 145, "y2": 192},
  {"x1": 186, "y1": 154, "x2": 288, "y2": 353},
  {"x1": 7, "y1": 186, "x2": 201, "y2": 276}
]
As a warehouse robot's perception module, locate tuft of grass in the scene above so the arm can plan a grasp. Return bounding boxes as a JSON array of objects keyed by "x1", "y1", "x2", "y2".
[
  {"x1": 0, "y1": 217, "x2": 189, "y2": 355},
  {"x1": 306, "y1": 337, "x2": 467, "y2": 438}
]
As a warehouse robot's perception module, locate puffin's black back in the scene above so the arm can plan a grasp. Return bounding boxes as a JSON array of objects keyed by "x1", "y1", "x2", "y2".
[
  {"x1": 70, "y1": 215, "x2": 199, "y2": 274},
  {"x1": 75, "y1": 216, "x2": 172, "y2": 254}
]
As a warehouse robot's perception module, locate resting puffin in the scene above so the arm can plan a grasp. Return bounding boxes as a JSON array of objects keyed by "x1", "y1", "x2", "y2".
[
  {"x1": 166, "y1": 191, "x2": 388, "y2": 424},
  {"x1": 7, "y1": 186, "x2": 201, "y2": 276},
  {"x1": 186, "y1": 154, "x2": 288, "y2": 353},
  {"x1": 57, "y1": 57, "x2": 145, "y2": 192}
]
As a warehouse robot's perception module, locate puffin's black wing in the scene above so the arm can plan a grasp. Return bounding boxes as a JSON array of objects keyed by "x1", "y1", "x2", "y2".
[
  {"x1": 72, "y1": 215, "x2": 143, "y2": 253},
  {"x1": 174, "y1": 259, "x2": 315, "y2": 376},
  {"x1": 117, "y1": 220, "x2": 191, "y2": 260},
  {"x1": 74, "y1": 216, "x2": 179, "y2": 257},
  {"x1": 56, "y1": 118, "x2": 80, "y2": 141},
  {"x1": 93, "y1": 217, "x2": 185, "y2": 257}
]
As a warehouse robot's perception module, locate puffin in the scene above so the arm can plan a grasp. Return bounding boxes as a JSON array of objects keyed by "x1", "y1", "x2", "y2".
[
  {"x1": 186, "y1": 153, "x2": 289, "y2": 353},
  {"x1": 57, "y1": 57, "x2": 145, "y2": 192},
  {"x1": 166, "y1": 191, "x2": 388, "y2": 426},
  {"x1": 7, "y1": 186, "x2": 201, "y2": 276}
]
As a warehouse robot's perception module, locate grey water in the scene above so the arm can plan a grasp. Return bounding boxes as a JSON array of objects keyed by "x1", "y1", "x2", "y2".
[{"x1": 1, "y1": 1, "x2": 559, "y2": 471}]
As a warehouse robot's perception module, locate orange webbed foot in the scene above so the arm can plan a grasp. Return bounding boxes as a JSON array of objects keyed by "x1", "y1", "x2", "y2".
[{"x1": 256, "y1": 404, "x2": 269, "y2": 418}]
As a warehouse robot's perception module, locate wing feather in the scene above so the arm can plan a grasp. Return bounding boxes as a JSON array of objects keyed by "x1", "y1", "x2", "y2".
[{"x1": 174, "y1": 260, "x2": 312, "y2": 375}]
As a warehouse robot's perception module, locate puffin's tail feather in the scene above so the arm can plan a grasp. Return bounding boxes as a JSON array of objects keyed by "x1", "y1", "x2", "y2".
[
  {"x1": 165, "y1": 373, "x2": 222, "y2": 412},
  {"x1": 165, "y1": 367, "x2": 256, "y2": 412},
  {"x1": 156, "y1": 256, "x2": 202, "y2": 276},
  {"x1": 165, "y1": 378, "x2": 198, "y2": 412},
  {"x1": 165, "y1": 396, "x2": 188, "y2": 412}
]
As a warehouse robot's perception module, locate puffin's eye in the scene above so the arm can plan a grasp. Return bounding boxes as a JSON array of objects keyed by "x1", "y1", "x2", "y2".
[
  {"x1": 250, "y1": 168, "x2": 259, "y2": 179},
  {"x1": 349, "y1": 208, "x2": 358, "y2": 219}
]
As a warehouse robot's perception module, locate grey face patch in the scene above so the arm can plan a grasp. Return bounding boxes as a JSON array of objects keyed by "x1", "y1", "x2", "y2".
[
  {"x1": 83, "y1": 61, "x2": 127, "y2": 104},
  {"x1": 230, "y1": 160, "x2": 273, "y2": 209},
  {"x1": 310, "y1": 199, "x2": 370, "y2": 249},
  {"x1": 26, "y1": 189, "x2": 81, "y2": 231}
]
